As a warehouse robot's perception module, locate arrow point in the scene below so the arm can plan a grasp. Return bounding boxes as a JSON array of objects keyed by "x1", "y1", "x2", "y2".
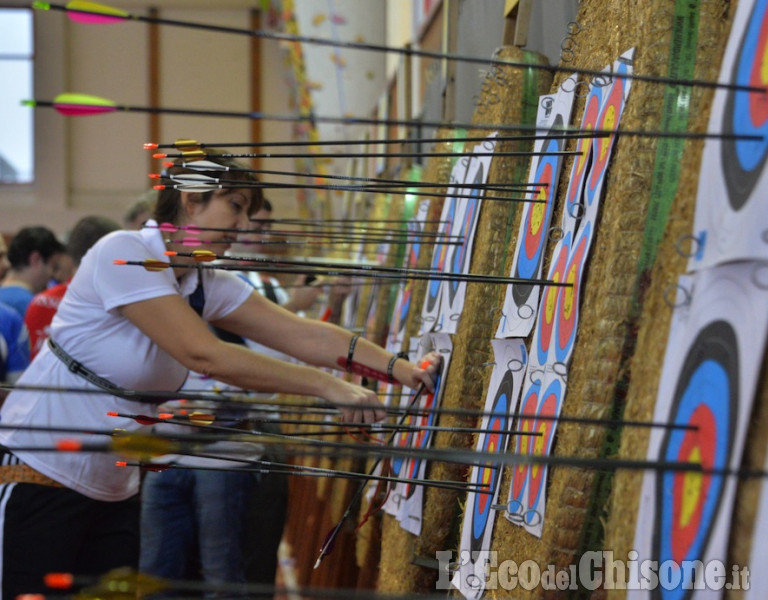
[
  {"x1": 56, "y1": 439, "x2": 82, "y2": 452},
  {"x1": 43, "y1": 572, "x2": 74, "y2": 590}
]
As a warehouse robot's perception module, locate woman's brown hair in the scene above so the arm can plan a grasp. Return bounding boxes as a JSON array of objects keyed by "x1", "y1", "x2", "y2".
[{"x1": 154, "y1": 151, "x2": 263, "y2": 224}]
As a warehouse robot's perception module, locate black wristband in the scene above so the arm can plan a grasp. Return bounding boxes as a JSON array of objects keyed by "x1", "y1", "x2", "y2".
[
  {"x1": 387, "y1": 351, "x2": 410, "y2": 382},
  {"x1": 346, "y1": 334, "x2": 360, "y2": 372}
]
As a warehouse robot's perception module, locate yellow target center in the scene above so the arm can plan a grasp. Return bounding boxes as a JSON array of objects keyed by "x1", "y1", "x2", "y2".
[
  {"x1": 562, "y1": 264, "x2": 578, "y2": 318},
  {"x1": 680, "y1": 446, "x2": 703, "y2": 528},
  {"x1": 599, "y1": 106, "x2": 617, "y2": 160},
  {"x1": 530, "y1": 203, "x2": 545, "y2": 235},
  {"x1": 762, "y1": 43, "x2": 768, "y2": 84}
]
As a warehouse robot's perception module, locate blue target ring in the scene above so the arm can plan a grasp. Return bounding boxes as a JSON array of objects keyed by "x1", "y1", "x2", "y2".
[
  {"x1": 512, "y1": 115, "x2": 565, "y2": 308},
  {"x1": 469, "y1": 370, "x2": 515, "y2": 553},
  {"x1": 652, "y1": 321, "x2": 738, "y2": 600},
  {"x1": 722, "y1": 0, "x2": 768, "y2": 209}
]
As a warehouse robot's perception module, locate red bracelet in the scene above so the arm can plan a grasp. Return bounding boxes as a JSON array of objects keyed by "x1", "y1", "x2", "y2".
[{"x1": 337, "y1": 357, "x2": 392, "y2": 383}]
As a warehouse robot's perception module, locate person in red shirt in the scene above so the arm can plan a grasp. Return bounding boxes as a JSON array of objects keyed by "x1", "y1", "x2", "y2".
[{"x1": 25, "y1": 216, "x2": 119, "y2": 359}]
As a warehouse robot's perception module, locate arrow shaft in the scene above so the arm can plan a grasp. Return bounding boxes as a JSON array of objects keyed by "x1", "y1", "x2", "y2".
[
  {"x1": 48, "y1": 2, "x2": 765, "y2": 93},
  {"x1": 0, "y1": 384, "x2": 697, "y2": 432},
  {"x1": 165, "y1": 174, "x2": 537, "y2": 202},
  {"x1": 160, "y1": 254, "x2": 572, "y2": 287},
  {"x1": 151, "y1": 127, "x2": 762, "y2": 150}
]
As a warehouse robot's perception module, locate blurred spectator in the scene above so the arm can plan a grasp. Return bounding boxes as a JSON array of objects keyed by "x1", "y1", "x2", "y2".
[
  {"x1": 0, "y1": 302, "x2": 29, "y2": 387},
  {"x1": 0, "y1": 227, "x2": 65, "y2": 317},
  {"x1": 25, "y1": 216, "x2": 120, "y2": 359},
  {"x1": 0, "y1": 237, "x2": 10, "y2": 282},
  {"x1": 243, "y1": 199, "x2": 321, "y2": 314},
  {"x1": 123, "y1": 191, "x2": 156, "y2": 230}
]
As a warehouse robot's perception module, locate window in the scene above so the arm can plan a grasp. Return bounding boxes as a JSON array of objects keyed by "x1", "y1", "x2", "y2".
[{"x1": 0, "y1": 8, "x2": 34, "y2": 184}]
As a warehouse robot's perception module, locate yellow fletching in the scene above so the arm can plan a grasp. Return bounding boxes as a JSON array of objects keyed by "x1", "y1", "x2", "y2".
[
  {"x1": 189, "y1": 412, "x2": 216, "y2": 426},
  {"x1": 143, "y1": 259, "x2": 171, "y2": 271},
  {"x1": 191, "y1": 250, "x2": 217, "y2": 262},
  {"x1": 67, "y1": 0, "x2": 129, "y2": 19},
  {"x1": 110, "y1": 433, "x2": 178, "y2": 461}
]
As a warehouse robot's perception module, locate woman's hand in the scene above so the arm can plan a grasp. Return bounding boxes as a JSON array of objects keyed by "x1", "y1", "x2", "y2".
[
  {"x1": 394, "y1": 351, "x2": 443, "y2": 393},
  {"x1": 323, "y1": 377, "x2": 386, "y2": 423}
]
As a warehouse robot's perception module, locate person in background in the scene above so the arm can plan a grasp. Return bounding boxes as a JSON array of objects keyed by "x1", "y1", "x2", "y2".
[
  {"x1": 0, "y1": 227, "x2": 66, "y2": 318},
  {"x1": 48, "y1": 253, "x2": 76, "y2": 288},
  {"x1": 0, "y1": 154, "x2": 440, "y2": 599},
  {"x1": 245, "y1": 198, "x2": 321, "y2": 314},
  {"x1": 0, "y1": 236, "x2": 11, "y2": 282},
  {"x1": 0, "y1": 237, "x2": 29, "y2": 397},
  {"x1": 0, "y1": 301, "x2": 29, "y2": 389},
  {"x1": 25, "y1": 216, "x2": 120, "y2": 359},
  {"x1": 140, "y1": 197, "x2": 320, "y2": 588},
  {"x1": 123, "y1": 191, "x2": 157, "y2": 230}
]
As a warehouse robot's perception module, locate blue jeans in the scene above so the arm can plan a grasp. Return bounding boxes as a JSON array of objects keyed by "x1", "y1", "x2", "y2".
[{"x1": 140, "y1": 468, "x2": 254, "y2": 584}]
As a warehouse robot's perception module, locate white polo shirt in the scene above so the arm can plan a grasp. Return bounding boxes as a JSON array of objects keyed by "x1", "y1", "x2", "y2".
[{"x1": 0, "y1": 222, "x2": 252, "y2": 501}]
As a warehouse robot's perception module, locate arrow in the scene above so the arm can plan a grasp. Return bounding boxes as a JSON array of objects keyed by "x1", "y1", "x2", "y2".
[
  {"x1": 33, "y1": 1, "x2": 766, "y2": 94},
  {"x1": 172, "y1": 160, "x2": 544, "y2": 193},
  {"x1": 152, "y1": 215, "x2": 459, "y2": 242},
  {"x1": 314, "y1": 381, "x2": 428, "y2": 569},
  {"x1": 153, "y1": 149, "x2": 577, "y2": 160},
  {"x1": 145, "y1": 127, "x2": 764, "y2": 151},
  {"x1": 116, "y1": 459, "x2": 492, "y2": 494},
  {"x1": 156, "y1": 250, "x2": 574, "y2": 288},
  {"x1": 152, "y1": 172, "x2": 537, "y2": 204},
  {"x1": 1, "y1": 383, "x2": 696, "y2": 432},
  {"x1": 41, "y1": 566, "x2": 454, "y2": 600},
  {"x1": 164, "y1": 237, "x2": 398, "y2": 256},
  {"x1": 145, "y1": 222, "x2": 465, "y2": 245},
  {"x1": 21, "y1": 92, "x2": 545, "y2": 132}
]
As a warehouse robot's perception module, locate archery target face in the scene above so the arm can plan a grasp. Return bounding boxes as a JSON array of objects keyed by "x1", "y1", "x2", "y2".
[
  {"x1": 396, "y1": 334, "x2": 452, "y2": 534},
  {"x1": 513, "y1": 115, "x2": 565, "y2": 307},
  {"x1": 690, "y1": 0, "x2": 768, "y2": 270},
  {"x1": 651, "y1": 321, "x2": 738, "y2": 599},
  {"x1": 562, "y1": 84, "x2": 601, "y2": 240},
  {"x1": 469, "y1": 369, "x2": 516, "y2": 554},
  {"x1": 453, "y1": 339, "x2": 526, "y2": 600},
  {"x1": 508, "y1": 376, "x2": 541, "y2": 507},
  {"x1": 495, "y1": 86, "x2": 575, "y2": 340},
  {"x1": 526, "y1": 377, "x2": 563, "y2": 515},
  {"x1": 631, "y1": 262, "x2": 768, "y2": 600},
  {"x1": 587, "y1": 59, "x2": 631, "y2": 205},
  {"x1": 400, "y1": 371, "x2": 442, "y2": 501},
  {"x1": 554, "y1": 222, "x2": 591, "y2": 365},
  {"x1": 722, "y1": 0, "x2": 768, "y2": 209},
  {"x1": 533, "y1": 232, "x2": 572, "y2": 367}
]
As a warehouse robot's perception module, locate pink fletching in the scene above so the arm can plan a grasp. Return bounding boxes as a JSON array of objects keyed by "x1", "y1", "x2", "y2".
[
  {"x1": 55, "y1": 103, "x2": 116, "y2": 116},
  {"x1": 68, "y1": 12, "x2": 125, "y2": 24},
  {"x1": 182, "y1": 237, "x2": 202, "y2": 246},
  {"x1": 158, "y1": 222, "x2": 178, "y2": 233},
  {"x1": 184, "y1": 225, "x2": 202, "y2": 235}
]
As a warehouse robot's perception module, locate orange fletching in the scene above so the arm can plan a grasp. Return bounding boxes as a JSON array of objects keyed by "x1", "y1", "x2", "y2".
[
  {"x1": 56, "y1": 440, "x2": 83, "y2": 452},
  {"x1": 44, "y1": 572, "x2": 74, "y2": 589}
]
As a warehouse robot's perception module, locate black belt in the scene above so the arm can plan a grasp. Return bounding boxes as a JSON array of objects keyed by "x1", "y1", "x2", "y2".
[{"x1": 48, "y1": 338, "x2": 153, "y2": 403}]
